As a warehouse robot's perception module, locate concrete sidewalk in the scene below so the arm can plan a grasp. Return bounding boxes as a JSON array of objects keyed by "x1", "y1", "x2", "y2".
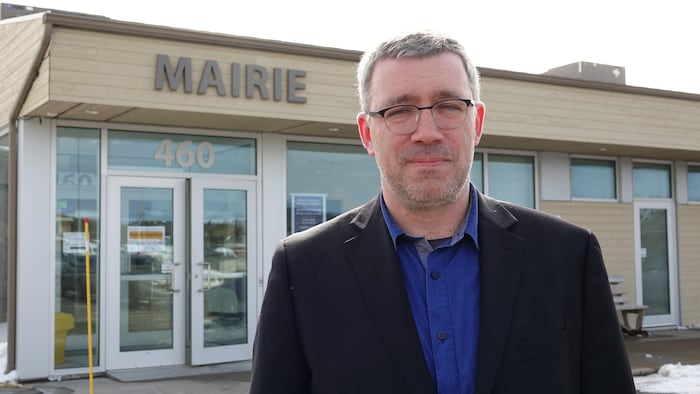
[
  {"x1": 3, "y1": 328, "x2": 698, "y2": 394},
  {"x1": 626, "y1": 327, "x2": 700, "y2": 375}
]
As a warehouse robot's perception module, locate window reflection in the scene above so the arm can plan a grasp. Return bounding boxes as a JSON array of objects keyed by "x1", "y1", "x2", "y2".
[
  {"x1": 202, "y1": 189, "x2": 248, "y2": 347},
  {"x1": 286, "y1": 142, "x2": 380, "y2": 234},
  {"x1": 688, "y1": 165, "x2": 700, "y2": 202},
  {"x1": 571, "y1": 158, "x2": 617, "y2": 199},
  {"x1": 633, "y1": 163, "x2": 672, "y2": 199},
  {"x1": 55, "y1": 127, "x2": 100, "y2": 368},
  {"x1": 487, "y1": 154, "x2": 535, "y2": 208}
]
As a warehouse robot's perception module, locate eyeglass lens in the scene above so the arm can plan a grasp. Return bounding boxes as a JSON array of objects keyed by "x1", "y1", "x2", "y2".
[{"x1": 383, "y1": 99, "x2": 469, "y2": 134}]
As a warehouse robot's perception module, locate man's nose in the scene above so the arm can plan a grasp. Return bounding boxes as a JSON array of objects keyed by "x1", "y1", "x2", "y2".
[{"x1": 411, "y1": 108, "x2": 442, "y2": 142}]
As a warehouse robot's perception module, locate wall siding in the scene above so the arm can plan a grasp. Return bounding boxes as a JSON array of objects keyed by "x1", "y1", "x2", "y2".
[
  {"x1": 481, "y1": 77, "x2": 700, "y2": 152},
  {"x1": 46, "y1": 28, "x2": 359, "y2": 124},
  {"x1": 0, "y1": 16, "x2": 46, "y2": 126},
  {"x1": 677, "y1": 204, "x2": 700, "y2": 326}
]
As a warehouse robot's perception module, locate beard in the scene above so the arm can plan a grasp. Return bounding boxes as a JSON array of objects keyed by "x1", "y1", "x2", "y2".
[{"x1": 379, "y1": 144, "x2": 470, "y2": 212}]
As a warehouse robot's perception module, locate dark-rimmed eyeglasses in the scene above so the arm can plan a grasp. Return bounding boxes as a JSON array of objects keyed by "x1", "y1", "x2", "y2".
[{"x1": 367, "y1": 98, "x2": 474, "y2": 135}]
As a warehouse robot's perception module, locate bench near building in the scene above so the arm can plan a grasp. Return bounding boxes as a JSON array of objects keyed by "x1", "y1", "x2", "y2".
[{"x1": 1, "y1": 3, "x2": 700, "y2": 381}]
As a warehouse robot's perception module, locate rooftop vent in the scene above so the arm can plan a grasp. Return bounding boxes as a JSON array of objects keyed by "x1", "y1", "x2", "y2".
[{"x1": 544, "y1": 61, "x2": 626, "y2": 85}]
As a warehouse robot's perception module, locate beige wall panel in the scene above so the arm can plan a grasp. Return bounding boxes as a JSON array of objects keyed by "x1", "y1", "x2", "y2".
[
  {"x1": 0, "y1": 16, "x2": 46, "y2": 125},
  {"x1": 677, "y1": 204, "x2": 700, "y2": 326},
  {"x1": 47, "y1": 28, "x2": 359, "y2": 124},
  {"x1": 21, "y1": 58, "x2": 50, "y2": 116},
  {"x1": 481, "y1": 77, "x2": 700, "y2": 152},
  {"x1": 541, "y1": 201, "x2": 639, "y2": 302}
]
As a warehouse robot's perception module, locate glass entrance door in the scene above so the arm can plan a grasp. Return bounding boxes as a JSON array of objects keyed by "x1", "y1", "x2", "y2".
[
  {"x1": 634, "y1": 201, "x2": 678, "y2": 327},
  {"x1": 106, "y1": 177, "x2": 186, "y2": 369},
  {"x1": 190, "y1": 178, "x2": 257, "y2": 365},
  {"x1": 107, "y1": 176, "x2": 257, "y2": 369}
]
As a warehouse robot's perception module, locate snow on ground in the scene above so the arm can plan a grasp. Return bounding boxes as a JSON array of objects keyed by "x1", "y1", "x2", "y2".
[
  {"x1": 635, "y1": 363, "x2": 700, "y2": 394},
  {"x1": 0, "y1": 342, "x2": 18, "y2": 384}
]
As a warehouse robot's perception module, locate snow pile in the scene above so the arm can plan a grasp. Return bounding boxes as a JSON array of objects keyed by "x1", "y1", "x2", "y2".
[
  {"x1": 0, "y1": 342, "x2": 18, "y2": 384},
  {"x1": 635, "y1": 363, "x2": 700, "y2": 394}
]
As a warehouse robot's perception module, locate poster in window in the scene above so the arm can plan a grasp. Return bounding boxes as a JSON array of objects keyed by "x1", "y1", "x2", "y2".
[
  {"x1": 62, "y1": 232, "x2": 87, "y2": 255},
  {"x1": 126, "y1": 225, "x2": 166, "y2": 252},
  {"x1": 291, "y1": 193, "x2": 326, "y2": 233}
]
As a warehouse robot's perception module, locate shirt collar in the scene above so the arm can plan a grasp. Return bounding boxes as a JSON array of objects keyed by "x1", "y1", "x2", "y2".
[{"x1": 380, "y1": 183, "x2": 479, "y2": 250}]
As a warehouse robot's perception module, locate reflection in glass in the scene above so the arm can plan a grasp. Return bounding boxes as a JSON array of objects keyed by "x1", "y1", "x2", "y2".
[
  {"x1": 108, "y1": 130, "x2": 256, "y2": 175},
  {"x1": 633, "y1": 163, "x2": 671, "y2": 199},
  {"x1": 471, "y1": 152, "x2": 483, "y2": 192},
  {"x1": 488, "y1": 154, "x2": 535, "y2": 208},
  {"x1": 689, "y1": 165, "x2": 700, "y2": 202},
  {"x1": 201, "y1": 189, "x2": 248, "y2": 347},
  {"x1": 286, "y1": 142, "x2": 379, "y2": 234},
  {"x1": 571, "y1": 158, "x2": 617, "y2": 199},
  {"x1": 119, "y1": 188, "x2": 175, "y2": 352},
  {"x1": 55, "y1": 127, "x2": 100, "y2": 369},
  {"x1": 640, "y1": 208, "x2": 670, "y2": 315}
]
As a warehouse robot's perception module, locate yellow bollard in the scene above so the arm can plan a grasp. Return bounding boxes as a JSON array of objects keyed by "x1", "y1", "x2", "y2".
[{"x1": 84, "y1": 218, "x2": 94, "y2": 394}]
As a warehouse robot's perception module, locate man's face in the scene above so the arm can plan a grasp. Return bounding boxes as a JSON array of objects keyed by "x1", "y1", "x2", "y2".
[{"x1": 357, "y1": 52, "x2": 485, "y2": 212}]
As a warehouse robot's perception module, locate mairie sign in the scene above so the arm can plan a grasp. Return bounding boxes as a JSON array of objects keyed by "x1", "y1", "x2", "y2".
[{"x1": 155, "y1": 54, "x2": 307, "y2": 103}]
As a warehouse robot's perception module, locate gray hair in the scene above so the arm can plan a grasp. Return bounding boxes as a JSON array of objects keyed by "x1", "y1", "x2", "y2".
[{"x1": 356, "y1": 31, "x2": 481, "y2": 113}]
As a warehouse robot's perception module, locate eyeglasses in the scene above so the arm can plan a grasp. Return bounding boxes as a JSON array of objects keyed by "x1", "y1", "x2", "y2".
[{"x1": 367, "y1": 98, "x2": 474, "y2": 135}]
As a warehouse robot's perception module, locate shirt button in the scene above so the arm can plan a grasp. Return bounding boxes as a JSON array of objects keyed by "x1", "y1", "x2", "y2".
[
  {"x1": 431, "y1": 271, "x2": 440, "y2": 279},
  {"x1": 437, "y1": 331, "x2": 447, "y2": 341}
]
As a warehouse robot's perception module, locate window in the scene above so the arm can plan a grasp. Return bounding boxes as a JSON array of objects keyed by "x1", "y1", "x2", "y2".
[
  {"x1": 487, "y1": 154, "x2": 535, "y2": 208},
  {"x1": 570, "y1": 158, "x2": 617, "y2": 199},
  {"x1": 55, "y1": 127, "x2": 101, "y2": 369},
  {"x1": 108, "y1": 130, "x2": 256, "y2": 175},
  {"x1": 286, "y1": 142, "x2": 379, "y2": 234},
  {"x1": 471, "y1": 152, "x2": 535, "y2": 208},
  {"x1": 471, "y1": 153, "x2": 483, "y2": 192},
  {"x1": 689, "y1": 165, "x2": 700, "y2": 202},
  {"x1": 633, "y1": 162, "x2": 672, "y2": 199}
]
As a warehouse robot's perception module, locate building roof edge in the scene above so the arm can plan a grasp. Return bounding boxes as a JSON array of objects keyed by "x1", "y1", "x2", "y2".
[
  {"x1": 39, "y1": 11, "x2": 700, "y2": 102},
  {"x1": 479, "y1": 66, "x2": 700, "y2": 102},
  {"x1": 42, "y1": 11, "x2": 364, "y2": 62}
]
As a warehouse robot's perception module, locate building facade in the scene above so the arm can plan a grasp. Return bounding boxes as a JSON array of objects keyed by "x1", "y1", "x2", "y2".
[{"x1": 1, "y1": 7, "x2": 699, "y2": 381}]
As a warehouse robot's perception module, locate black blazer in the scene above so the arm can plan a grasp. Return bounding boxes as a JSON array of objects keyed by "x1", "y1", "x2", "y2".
[{"x1": 250, "y1": 193, "x2": 635, "y2": 393}]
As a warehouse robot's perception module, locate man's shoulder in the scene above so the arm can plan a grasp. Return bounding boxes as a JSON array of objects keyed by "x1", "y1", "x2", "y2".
[{"x1": 285, "y1": 197, "x2": 379, "y2": 244}]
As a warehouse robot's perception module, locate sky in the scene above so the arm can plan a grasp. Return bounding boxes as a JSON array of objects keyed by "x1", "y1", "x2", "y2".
[{"x1": 8, "y1": 0, "x2": 700, "y2": 95}]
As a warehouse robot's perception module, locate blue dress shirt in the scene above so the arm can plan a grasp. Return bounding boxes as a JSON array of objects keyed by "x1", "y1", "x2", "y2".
[{"x1": 380, "y1": 184, "x2": 480, "y2": 394}]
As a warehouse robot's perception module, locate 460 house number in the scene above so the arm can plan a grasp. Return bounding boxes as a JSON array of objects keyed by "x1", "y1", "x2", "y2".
[{"x1": 155, "y1": 139, "x2": 215, "y2": 169}]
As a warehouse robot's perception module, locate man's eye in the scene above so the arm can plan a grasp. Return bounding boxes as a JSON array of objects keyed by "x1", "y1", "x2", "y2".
[{"x1": 385, "y1": 107, "x2": 414, "y2": 118}]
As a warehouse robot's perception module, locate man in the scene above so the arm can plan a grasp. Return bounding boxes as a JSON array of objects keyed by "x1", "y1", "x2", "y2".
[{"x1": 250, "y1": 31, "x2": 635, "y2": 393}]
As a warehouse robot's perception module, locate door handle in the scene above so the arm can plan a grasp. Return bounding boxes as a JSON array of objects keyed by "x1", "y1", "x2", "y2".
[
  {"x1": 169, "y1": 262, "x2": 181, "y2": 293},
  {"x1": 197, "y1": 262, "x2": 212, "y2": 292}
]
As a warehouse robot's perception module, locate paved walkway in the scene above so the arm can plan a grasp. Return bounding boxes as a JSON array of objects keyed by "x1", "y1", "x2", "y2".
[
  {"x1": 2, "y1": 328, "x2": 698, "y2": 394},
  {"x1": 626, "y1": 328, "x2": 700, "y2": 375}
]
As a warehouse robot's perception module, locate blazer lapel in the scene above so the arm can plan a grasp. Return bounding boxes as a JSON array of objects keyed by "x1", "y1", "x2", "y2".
[
  {"x1": 474, "y1": 194, "x2": 526, "y2": 394},
  {"x1": 345, "y1": 197, "x2": 436, "y2": 394}
]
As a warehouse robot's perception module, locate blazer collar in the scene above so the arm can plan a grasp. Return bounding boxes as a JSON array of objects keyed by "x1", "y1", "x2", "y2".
[{"x1": 474, "y1": 193, "x2": 526, "y2": 394}]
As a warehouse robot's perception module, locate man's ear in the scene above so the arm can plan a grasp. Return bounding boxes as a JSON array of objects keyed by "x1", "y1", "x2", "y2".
[
  {"x1": 357, "y1": 113, "x2": 375, "y2": 156},
  {"x1": 474, "y1": 102, "x2": 486, "y2": 146}
]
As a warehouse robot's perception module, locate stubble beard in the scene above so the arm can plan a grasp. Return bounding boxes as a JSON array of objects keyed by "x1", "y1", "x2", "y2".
[{"x1": 383, "y1": 165, "x2": 469, "y2": 212}]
